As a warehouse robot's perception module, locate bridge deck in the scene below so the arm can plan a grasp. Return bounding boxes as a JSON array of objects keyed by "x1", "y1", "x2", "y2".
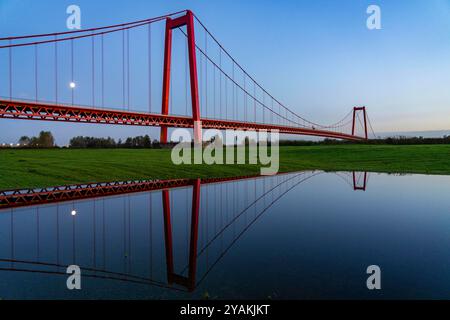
[{"x1": 0, "y1": 99, "x2": 365, "y2": 141}]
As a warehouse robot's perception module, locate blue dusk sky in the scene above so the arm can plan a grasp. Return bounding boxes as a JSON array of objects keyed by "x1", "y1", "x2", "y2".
[{"x1": 1, "y1": 0, "x2": 450, "y2": 145}]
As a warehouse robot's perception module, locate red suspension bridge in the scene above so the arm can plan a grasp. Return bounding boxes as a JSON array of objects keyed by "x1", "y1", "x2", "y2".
[
  {"x1": 0, "y1": 171, "x2": 369, "y2": 292},
  {"x1": 0, "y1": 10, "x2": 375, "y2": 142}
]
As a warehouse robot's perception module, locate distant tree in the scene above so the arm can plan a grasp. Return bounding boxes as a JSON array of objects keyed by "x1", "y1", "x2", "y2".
[
  {"x1": 132, "y1": 136, "x2": 142, "y2": 147},
  {"x1": 124, "y1": 137, "x2": 133, "y2": 148},
  {"x1": 143, "y1": 135, "x2": 152, "y2": 148},
  {"x1": 106, "y1": 137, "x2": 116, "y2": 148},
  {"x1": 152, "y1": 139, "x2": 161, "y2": 149},
  {"x1": 70, "y1": 136, "x2": 87, "y2": 148},
  {"x1": 27, "y1": 131, "x2": 55, "y2": 148},
  {"x1": 38, "y1": 131, "x2": 55, "y2": 148},
  {"x1": 69, "y1": 136, "x2": 116, "y2": 148},
  {"x1": 18, "y1": 136, "x2": 31, "y2": 146},
  {"x1": 29, "y1": 137, "x2": 39, "y2": 147},
  {"x1": 118, "y1": 135, "x2": 152, "y2": 148}
]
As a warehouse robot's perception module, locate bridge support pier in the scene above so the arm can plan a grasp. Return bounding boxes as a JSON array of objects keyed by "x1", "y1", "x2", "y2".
[{"x1": 160, "y1": 10, "x2": 201, "y2": 144}]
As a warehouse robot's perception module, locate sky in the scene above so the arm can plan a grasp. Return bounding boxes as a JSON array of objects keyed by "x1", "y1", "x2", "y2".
[{"x1": 1, "y1": 0, "x2": 450, "y2": 145}]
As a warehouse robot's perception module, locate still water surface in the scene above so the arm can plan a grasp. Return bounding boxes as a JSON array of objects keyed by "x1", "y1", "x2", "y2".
[{"x1": 0, "y1": 171, "x2": 449, "y2": 299}]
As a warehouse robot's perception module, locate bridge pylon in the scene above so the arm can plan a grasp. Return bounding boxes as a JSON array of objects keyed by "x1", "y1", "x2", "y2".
[
  {"x1": 352, "y1": 171, "x2": 368, "y2": 191},
  {"x1": 352, "y1": 106, "x2": 368, "y2": 140},
  {"x1": 162, "y1": 179, "x2": 200, "y2": 291},
  {"x1": 160, "y1": 10, "x2": 201, "y2": 144}
]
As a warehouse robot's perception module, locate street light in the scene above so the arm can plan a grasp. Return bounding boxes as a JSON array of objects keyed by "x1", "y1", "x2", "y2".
[{"x1": 69, "y1": 81, "x2": 76, "y2": 105}]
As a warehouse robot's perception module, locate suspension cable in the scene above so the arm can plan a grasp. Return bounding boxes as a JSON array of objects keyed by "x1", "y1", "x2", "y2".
[
  {"x1": 0, "y1": 10, "x2": 187, "y2": 41},
  {"x1": 192, "y1": 13, "x2": 353, "y2": 130}
]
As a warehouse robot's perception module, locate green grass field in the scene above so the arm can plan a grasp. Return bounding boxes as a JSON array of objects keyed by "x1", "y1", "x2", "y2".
[{"x1": 1, "y1": 144, "x2": 450, "y2": 190}]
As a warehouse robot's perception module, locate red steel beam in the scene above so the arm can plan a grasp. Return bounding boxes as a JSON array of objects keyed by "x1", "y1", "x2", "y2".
[
  {"x1": 0, "y1": 99, "x2": 365, "y2": 141},
  {"x1": 160, "y1": 10, "x2": 201, "y2": 144},
  {"x1": 0, "y1": 175, "x2": 264, "y2": 210},
  {"x1": 187, "y1": 178, "x2": 201, "y2": 291},
  {"x1": 160, "y1": 18, "x2": 173, "y2": 143},
  {"x1": 162, "y1": 178, "x2": 200, "y2": 291},
  {"x1": 162, "y1": 189, "x2": 174, "y2": 280},
  {"x1": 185, "y1": 11, "x2": 202, "y2": 143}
]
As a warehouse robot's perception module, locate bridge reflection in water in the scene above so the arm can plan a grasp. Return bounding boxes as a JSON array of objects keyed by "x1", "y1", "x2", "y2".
[{"x1": 0, "y1": 171, "x2": 368, "y2": 294}]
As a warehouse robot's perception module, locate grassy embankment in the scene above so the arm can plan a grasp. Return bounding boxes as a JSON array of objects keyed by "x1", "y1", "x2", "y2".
[{"x1": 1, "y1": 144, "x2": 450, "y2": 190}]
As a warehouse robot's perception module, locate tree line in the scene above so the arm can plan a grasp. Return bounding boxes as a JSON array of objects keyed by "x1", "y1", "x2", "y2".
[
  {"x1": 17, "y1": 131, "x2": 55, "y2": 148},
  {"x1": 69, "y1": 135, "x2": 169, "y2": 148},
  {"x1": 5, "y1": 131, "x2": 450, "y2": 149},
  {"x1": 279, "y1": 136, "x2": 450, "y2": 146},
  {"x1": 9, "y1": 132, "x2": 169, "y2": 149}
]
